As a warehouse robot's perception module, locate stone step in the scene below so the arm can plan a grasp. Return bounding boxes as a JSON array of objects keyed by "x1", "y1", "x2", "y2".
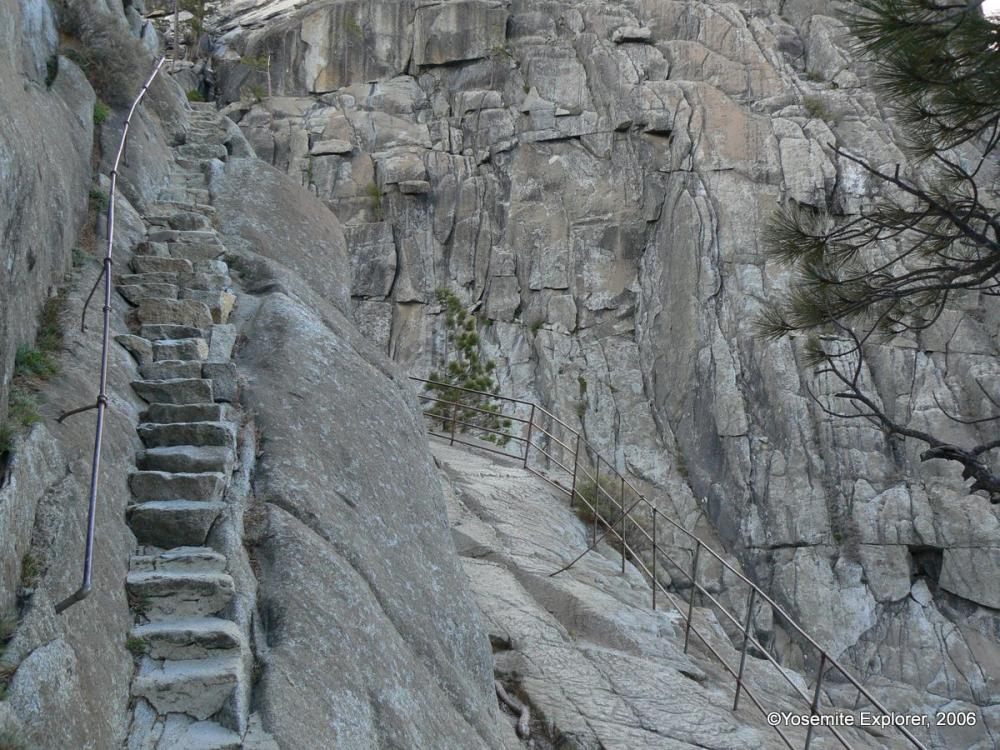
[
  {"x1": 142, "y1": 324, "x2": 207, "y2": 341},
  {"x1": 152, "y1": 200, "x2": 216, "y2": 217},
  {"x1": 118, "y1": 283, "x2": 179, "y2": 305},
  {"x1": 131, "y1": 547, "x2": 227, "y2": 574},
  {"x1": 147, "y1": 229, "x2": 222, "y2": 247},
  {"x1": 131, "y1": 618, "x2": 242, "y2": 660},
  {"x1": 165, "y1": 721, "x2": 243, "y2": 750},
  {"x1": 173, "y1": 159, "x2": 209, "y2": 168},
  {"x1": 170, "y1": 170, "x2": 208, "y2": 182},
  {"x1": 169, "y1": 244, "x2": 228, "y2": 263},
  {"x1": 176, "y1": 143, "x2": 228, "y2": 160},
  {"x1": 118, "y1": 271, "x2": 179, "y2": 286},
  {"x1": 132, "y1": 256, "x2": 194, "y2": 274},
  {"x1": 140, "y1": 360, "x2": 203, "y2": 380},
  {"x1": 153, "y1": 338, "x2": 209, "y2": 362},
  {"x1": 132, "y1": 657, "x2": 240, "y2": 720},
  {"x1": 142, "y1": 403, "x2": 230, "y2": 424},
  {"x1": 169, "y1": 179, "x2": 209, "y2": 193},
  {"x1": 146, "y1": 210, "x2": 213, "y2": 231},
  {"x1": 129, "y1": 470, "x2": 227, "y2": 502},
  {"x1": 126, "y1": 569, "x2": 235, "y2": 620},
  {"x1": 132, "y1": 378, "x2": 214, "y2": 405},
  {"x1": 158, "y1": 187, "x2": 211, "y2": 204},
  {"x1": 137, "y1": 421, "x2": 236, "y2": 449},
  {"x1": 137, "y1": 298, "x2": 214, "y2": 329},
  {"x1": 176, "y1": 271, "x2": 231, "y2": 292},
  {"x1": 128, "y1": 500, "x2": 225, "y2": 547},
  {"x1": 138, "y1": 445, "x2": 235, "y2": 474}
]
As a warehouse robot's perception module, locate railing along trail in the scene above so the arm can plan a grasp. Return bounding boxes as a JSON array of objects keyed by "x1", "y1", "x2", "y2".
[
  {"x1": 54, "y1": 56, "x2": 167, "y2": 614},
  {"x1": 411, "y1": 376, "x2": 927, "y2": 750}
]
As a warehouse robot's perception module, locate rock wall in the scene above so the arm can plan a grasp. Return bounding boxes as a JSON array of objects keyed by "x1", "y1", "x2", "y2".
[
  {"x1": 211, "y1": 0, "x2": 1000, "y2": 737},
  {"x1": 212, "y1": 156, "x2": 507, "y2": 748},
  {"x1": 0, "y1": 0, "x2": 94, "y2": 412},
  {"x1": 0, "y1": 181, "x2": 152, "y2": 749},
  {"x1": 0, "y1": 1, "x2": 147, "y2": 745}
]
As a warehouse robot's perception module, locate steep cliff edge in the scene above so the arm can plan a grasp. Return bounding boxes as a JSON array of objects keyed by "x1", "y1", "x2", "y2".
[{"x1": 207, "y1": 0, "x2": 1000, "y2": 736}]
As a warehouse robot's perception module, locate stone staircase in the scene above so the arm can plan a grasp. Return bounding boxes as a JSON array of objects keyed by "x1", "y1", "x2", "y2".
[{"x1": 119, "y1": 102, "x2": 275, "y2": 750}]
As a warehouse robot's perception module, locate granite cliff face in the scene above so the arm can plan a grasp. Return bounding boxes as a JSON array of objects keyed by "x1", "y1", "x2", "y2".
[
  {"x1": 2, "y1": 0, "x2": 1000, "y2": 746},
  {"x1": 0, "y1": 0, "x2": 507, "y2": 746},
  {"x1": 206, "y1": 0, "x2": 1000, "y2": 742}
]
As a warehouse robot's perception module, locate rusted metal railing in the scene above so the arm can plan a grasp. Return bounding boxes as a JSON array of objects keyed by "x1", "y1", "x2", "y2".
[
  {"x1": 54, "y1": 56, "x2": 167, "y2": 615},
  {"x1": 411, "y1": 376, "x2": 927, "y2": 750}
]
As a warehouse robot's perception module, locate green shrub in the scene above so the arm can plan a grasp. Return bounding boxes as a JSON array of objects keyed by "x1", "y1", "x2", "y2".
[
  {"x1": 14, "y1": 348, "x2": 56, "y2": 380},
  {"x1": 19, "y1": 552, "x2": 39, "y2": 590},
  {"x1": 7, "y1": 389, "x2": 39, "y2": 430},
  {"x1": 125, "y1": 635, "x2": 147, "y2": 657},
  {"x1": 803, "y1": 95, "x2": 833, "y2": 122},
  {"x1": 89, "y1": 187, "x2": 109, "y2": 213},
  {"x1": 573, "y1": 474, "x2": 622, "y2": 523},
  {"x1": 46, "y1": 55, "x2": 59, "y2": 87},
  {"x1": 185, "y1": 89, "x2": 205, "y2": 102},
  {"x1": 364, "y1": 182, "x2": 383, "y2": 219},
  {"x1": 36, "y1": 295, "x2": 65, "y2": 354},
  {"x1": 92, "y1": 99, "x2": 110, "y2": 126},
  {"x1": 572, "y1": 472, "x2": 657, "y2": 565}
]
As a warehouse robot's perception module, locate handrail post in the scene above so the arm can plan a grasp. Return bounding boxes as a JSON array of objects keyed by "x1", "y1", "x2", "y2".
[
  {"x1": 683, "y1": 541, "x2": 701, "y2": 653},
  {"x1": 593, "y1": 460, "x2": 601, "y2": 546},
  {"x1": 733, "y1": 588, "x2": 757, "y2": 710},
  {"x1": 523, "y1": 404, "x2": 535, "y2": 468},
  {"x1": 619, "y1": 476, "x2": 626, "y2": 574},
  {"x1": 804, "y1": 654, "x2": 827, "y2": 749},
  {"x1": 569, "y1": 434, "x2": 580, "y2": 508},
  {"x1": 449, "y1": 400, "x2": 458, "y2": 445},
  {"x1": 651, "y1": 508, "x2": 657, "y2": 610}
]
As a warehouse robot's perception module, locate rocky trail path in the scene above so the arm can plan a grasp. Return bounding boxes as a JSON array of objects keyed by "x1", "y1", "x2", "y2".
[
  {"x1": 116, "y1": 101, "x2": 275, "y2": 750},
  {"x1": 433, "y1": 440, "x2": 915, "y2": 750}
]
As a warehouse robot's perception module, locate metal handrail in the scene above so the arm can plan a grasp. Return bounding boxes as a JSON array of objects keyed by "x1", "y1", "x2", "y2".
[
  {"x1": 54, "y1": 56, "x2": 167, "y2": 615},
  {"x1": 410, "y1": 376, "x2": 927, "y2": 750}
]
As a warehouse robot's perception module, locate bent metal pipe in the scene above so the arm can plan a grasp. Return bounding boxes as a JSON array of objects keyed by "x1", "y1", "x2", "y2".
[{"x1": 55, "y1": 56, "x2": 167, "y2": 615}]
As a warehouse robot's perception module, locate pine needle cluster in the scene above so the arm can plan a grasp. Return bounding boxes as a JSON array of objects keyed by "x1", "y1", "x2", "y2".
[
  {"x1": 425, "y1": 289, "x2": 512, "y2": 446},
  {"x1": 757, "y1": 1, "x2": 1000, "y2": 500}
]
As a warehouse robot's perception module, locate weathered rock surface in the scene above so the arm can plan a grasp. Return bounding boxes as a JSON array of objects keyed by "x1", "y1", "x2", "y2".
[
  {"x1": 235, "y1": 283, "x2": 508, "y2": 749},
  {"x1": 433, "y1": 440, "x2": 930, "y2": 748},
  {"x1": 213, "y1": 0, "x2": 1000, "y2": 737},
  {"x1": 0, "y1": 0, "x2": 93, "y2": 412},
  {"x1": 0, "y1": 196, "x2": 149, "y2": 749}
]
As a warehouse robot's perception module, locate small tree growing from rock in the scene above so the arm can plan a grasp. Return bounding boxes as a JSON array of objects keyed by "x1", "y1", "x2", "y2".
[{"x1": 425, "y1": 288, "x2": 512, "y2": 445}]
